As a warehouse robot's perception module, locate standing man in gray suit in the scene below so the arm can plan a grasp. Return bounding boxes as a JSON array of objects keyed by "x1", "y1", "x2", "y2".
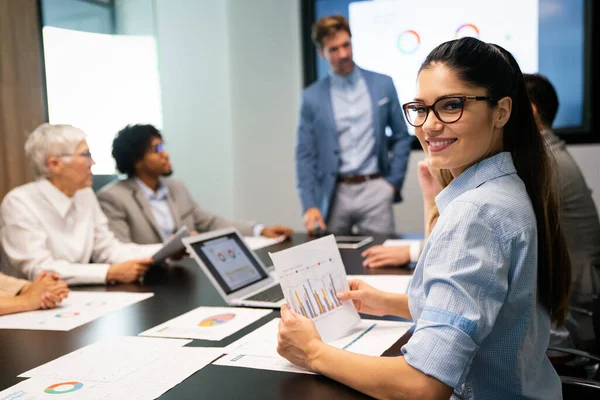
[
  {"x1": 524, "y1": 73, "x2": 600, "y2": 344},
  {"x1": 97, "y1": 124, "x2": 292, "y2": 245},
  {"x1": 296, "y1": 15, "x2": 411, "y2": 235}
]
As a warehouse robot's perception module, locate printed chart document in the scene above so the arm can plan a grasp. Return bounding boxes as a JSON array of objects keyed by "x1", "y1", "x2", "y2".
[
  {"x1": 0, "y1": 291, "x2": 153, "y2": 331},
  {"x1": 347, "y1": 275, "x2": 412, "y2": 295},
  {"x1": 20, "y1": 336, "x2": 191, "y2": 381},
  {"x1": 152, "y1": 226, "x2": 190, "y2": 263},
  {"x1": 269, "y1": 235, "x2": 360, "y2": 341},
  {"x1": 214, "y1": 318, "x2": 413, "y2": 374},
  {"x1": 2, "y1": 346, "x2": 223, "y2": 400},
  {"x1": 243, "y1": 236, "x2": 285, "y2": 250},
  {"x1": 139, "y1": 306, "x2": 272, "y2": 341}
]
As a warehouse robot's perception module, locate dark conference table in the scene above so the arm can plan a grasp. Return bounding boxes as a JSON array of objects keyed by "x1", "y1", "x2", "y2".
[{"x1": 0, "y1": 233, "x2": 415, "y2": 399}]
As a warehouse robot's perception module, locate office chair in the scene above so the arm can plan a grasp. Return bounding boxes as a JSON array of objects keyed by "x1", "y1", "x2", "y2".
[
  {"x1": 549, "y1": 295, "x2": 600, "y2": 398},
  {"x1": 91, "y1": 174, "x2": 118, "y2": 192}
]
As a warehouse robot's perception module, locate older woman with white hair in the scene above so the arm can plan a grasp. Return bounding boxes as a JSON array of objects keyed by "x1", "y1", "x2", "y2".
[{"x1": 0, "y1": 124, "x2": 162, "y2": 285}]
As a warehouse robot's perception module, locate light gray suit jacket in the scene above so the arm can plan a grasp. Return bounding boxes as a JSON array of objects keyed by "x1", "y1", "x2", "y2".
[
  {"x1": 544, "y1": 130, "x2": 600, "y2": 307},
  {"x1": 97, "y1": 178, "x2": 255, "y2": 245}
]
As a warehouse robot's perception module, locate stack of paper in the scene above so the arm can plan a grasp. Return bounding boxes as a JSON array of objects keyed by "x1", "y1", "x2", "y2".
[
  {"x1": 214, "y1": 318, "x2": 413, "y2": 374},
  {"x1": 0, "y1": 336, "x2": 223, "y2": 400}
]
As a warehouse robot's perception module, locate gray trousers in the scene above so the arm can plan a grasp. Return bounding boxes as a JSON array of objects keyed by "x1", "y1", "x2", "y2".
[{"x1": 326, "y1": 178, "x2": 395, "y2": 235}]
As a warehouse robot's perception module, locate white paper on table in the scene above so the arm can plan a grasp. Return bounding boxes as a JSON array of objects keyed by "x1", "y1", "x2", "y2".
[
  {"x1": 214, "y1": 353, "x2": 314, "y2": 375},
  {"x1": 0, "y1": 291, "x2": 154, "y2": 331},
  {"x1": 139, "y1": 306, "x2": 272, "y2": 341},
  {"x1": 269, "y1": 235, "x2": 360, "y2": 341},
  {"x1": 382, "y1": 239, "x2": 422, "y2": 247},
  {"x1": 347, "y1": 275, "x2": 412, "y2": 295},
  {"x1": 3, "y1": 347, "x2": 223, "y2": 400},
  {"x1": 19, "y1": 336, "x2": 191, "y2": 382},
  {"x1": 243, "y1": 236, "x2": 285, "y2": 250},
  {"x1": 0, "y1": 378, "x2": 102, "y2": 400},
  {"x1": 216, "y1": 318, "x2": 412, "y2": 374}
]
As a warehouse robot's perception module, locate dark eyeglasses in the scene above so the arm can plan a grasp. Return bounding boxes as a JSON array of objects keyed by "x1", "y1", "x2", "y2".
[
  {"x1": 402, "y1": 95, "x2": 496, "y2": 127},
  {"x1": 151, "y1": 143, "x2": 166, "y2": 153}
]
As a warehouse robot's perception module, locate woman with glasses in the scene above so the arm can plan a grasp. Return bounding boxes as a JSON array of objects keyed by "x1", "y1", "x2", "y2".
[
  {"x1": 277, "y1": 37, "x2": 570, "y2": 399},
  {"x1": 0, "y1": 124, "x2": 162, "y2": 285}
]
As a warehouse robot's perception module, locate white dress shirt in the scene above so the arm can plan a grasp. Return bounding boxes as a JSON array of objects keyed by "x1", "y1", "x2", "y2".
[{"x1": 0, "y1": 179, "x2": 162, "y2": 285}]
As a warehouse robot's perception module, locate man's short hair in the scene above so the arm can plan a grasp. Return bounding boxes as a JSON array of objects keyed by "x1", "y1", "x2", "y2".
[
  {"x1": 523, "y1": 73, "x2": 559, "y2": 128},
  {"x1": 112, "y1": 124, "x2": 162, "y2": 177},
  {"x1": 311, "y1": 15, "x2": 351, "y2": 50}
]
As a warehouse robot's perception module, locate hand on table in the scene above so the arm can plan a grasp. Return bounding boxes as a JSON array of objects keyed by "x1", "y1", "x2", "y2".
[
  {"x1": 261, "y1": 225, "x2": 293, "y2": 239},
  {"x1": 303, "y1": 207, "x2": 326, "y2": 235},
  {"x1": 19, "y1": 271, "x2": 69, "y2": 311},
  {"x1": 107, "y1": 258, "x2": 153, "y2": 283},
  {"x1": 361, "y1": 245, "x2": 410, "y2": 268}
]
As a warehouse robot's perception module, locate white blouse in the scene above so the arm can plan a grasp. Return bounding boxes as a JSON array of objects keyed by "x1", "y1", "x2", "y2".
[{"x1": 0, "y1": 179, "x2": 161, "y2": 285}]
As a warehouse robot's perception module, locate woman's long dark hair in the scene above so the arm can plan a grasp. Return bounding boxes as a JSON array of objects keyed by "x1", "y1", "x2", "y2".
[{"x1": 419, "y1": 37, "x2": 571, "y2": 325}]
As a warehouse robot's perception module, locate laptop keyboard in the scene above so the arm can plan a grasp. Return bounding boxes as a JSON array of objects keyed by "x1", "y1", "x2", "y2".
[{"x1": 245, "y1": 285, "x2": 284, "y2": 303}]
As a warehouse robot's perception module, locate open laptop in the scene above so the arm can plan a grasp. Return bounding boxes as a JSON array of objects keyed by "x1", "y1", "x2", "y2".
[{"x1": 182, "y1": 227, "x2": 285, "y2": 308}]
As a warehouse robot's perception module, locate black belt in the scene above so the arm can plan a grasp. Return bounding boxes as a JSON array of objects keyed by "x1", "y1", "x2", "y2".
[{"x1": 338, "y1": 173, "x2": 382, "y2": 184}]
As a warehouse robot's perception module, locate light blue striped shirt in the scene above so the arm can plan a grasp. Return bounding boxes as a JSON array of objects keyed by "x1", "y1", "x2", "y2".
[
  {"x1": 136, "y1": 178, "x2": 174, "y2": 241},
  {"x1": 402, "y1": 152, "x2": 561, "y2": 399},
  {"x1": 330, "y1": 67, "x2": 378, "y2": 176}
]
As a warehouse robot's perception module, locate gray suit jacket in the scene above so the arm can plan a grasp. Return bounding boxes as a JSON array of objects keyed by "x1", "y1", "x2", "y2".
[
  {"x1": 545, "y1": 130, "x2": 600, "y2": 307},
  {"x1": 97, "y1": 178, "x2": 255, "y2": 244}
]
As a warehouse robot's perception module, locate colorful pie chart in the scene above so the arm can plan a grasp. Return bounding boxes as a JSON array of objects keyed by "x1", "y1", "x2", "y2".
[
  {"x1": 198, "y1": 313, "x2": 236, "y2": 327},
  {"x1": 397, "y1": 30, "x2": 421, "y2": 54},
  {"x1": 44, "y1": 381, "x2": 83, "y2": 394}
]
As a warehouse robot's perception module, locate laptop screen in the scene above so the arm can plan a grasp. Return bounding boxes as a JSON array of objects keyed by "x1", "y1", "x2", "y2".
[{"x1": 189, "y1": 232, "x2": 269, "y2": 294}]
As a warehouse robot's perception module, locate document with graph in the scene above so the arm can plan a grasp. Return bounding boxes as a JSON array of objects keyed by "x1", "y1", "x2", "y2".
[
  {"x1": 215, "y1": 318, "x2": 413, "y2": 374},
  {"x1": 139, "y1": 306, "x2": 272, "y2": 341},
  {"x1": 0, "y1": 291, "x2": 154, "y2": 331},
  {"x1": 269, "y1": 235, "x2": 360, "y2": 341}
]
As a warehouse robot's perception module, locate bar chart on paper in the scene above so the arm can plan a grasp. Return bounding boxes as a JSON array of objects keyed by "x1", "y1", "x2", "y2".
[
  {"x1": 286, "y1": 268, "x2": 344, "y2": 318},
  {"x1": 269, "y1": 235, "x2": 360, "y2": 341}
]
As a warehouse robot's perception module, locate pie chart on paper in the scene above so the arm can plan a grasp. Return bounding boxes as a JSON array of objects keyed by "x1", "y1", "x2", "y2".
[{"x1": 198, "y1": 313, "x2": 236, "y2": 327}]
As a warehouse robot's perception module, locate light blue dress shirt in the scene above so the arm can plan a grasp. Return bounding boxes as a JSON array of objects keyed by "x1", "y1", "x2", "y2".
[
  {"x1": 136, "y1": 178, "x2": 175, "y2": 241},
  {"x1": 330, "y1": 67, "x2": 378, "y2": 176},
  {"x1": 402, "y1": 152, "x2": 561, "y2": 399}
]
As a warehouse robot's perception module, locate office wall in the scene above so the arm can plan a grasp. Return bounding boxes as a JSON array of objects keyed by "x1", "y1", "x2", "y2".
[
  {"x1": 228, "y1": 0, "x2": 304, "y2": 228},
  {"x1": 120, "y1": 0, "x2": 600, "y2": 233},
  {"x1": 152, "y1": 0, "x2": 236, "y2": 219},
  {"x1": 115, "y1": 0, "x2": 155, "y2": 36}
]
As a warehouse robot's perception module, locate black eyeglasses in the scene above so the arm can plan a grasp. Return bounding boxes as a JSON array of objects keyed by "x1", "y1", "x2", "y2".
[
  {"x1": 151, "y1": 143, "x2": 166, "y2": 153},
  {"x1": 402, "y1": 95, "x2": 496, "y2": 127}
]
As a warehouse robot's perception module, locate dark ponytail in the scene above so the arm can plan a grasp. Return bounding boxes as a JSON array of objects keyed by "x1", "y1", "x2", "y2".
[{"x1": 420, "y1": 38, "x2": 571, "y2": 325}]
